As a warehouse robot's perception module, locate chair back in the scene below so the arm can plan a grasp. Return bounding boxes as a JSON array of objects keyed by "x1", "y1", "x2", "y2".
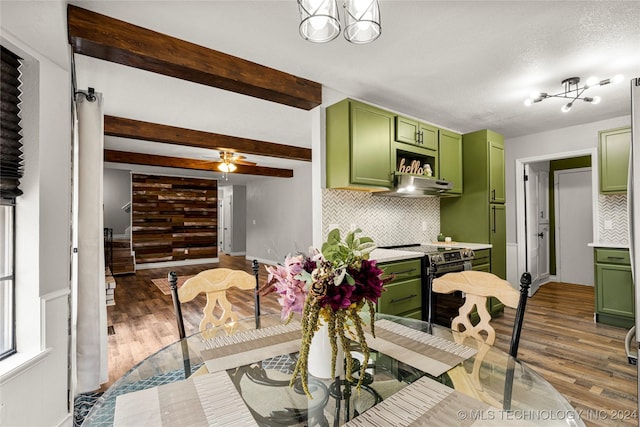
[
  {"x1": 432, "y1": 270, "x2": 530, "y2": 357},
  {"x1": 169, "y1": 260, "x2": 261, "y2": 338}
]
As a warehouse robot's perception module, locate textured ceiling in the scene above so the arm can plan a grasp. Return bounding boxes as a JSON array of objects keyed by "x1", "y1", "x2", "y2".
[{"x1": 65, "y1": 1, "x2": 640, "y2": 182}]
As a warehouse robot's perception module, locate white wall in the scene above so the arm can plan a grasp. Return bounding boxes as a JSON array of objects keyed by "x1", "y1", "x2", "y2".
[
  {"x1": 246, "y1": 164, "x2": 313, "y2": 264},
  {"x1": 103, "y1": 168, "x2": 131, "y2": 235},
  {"x1": 0, "y1": 1, "x2": 72, "y2": 426},
  {"x1": 505, "y1": 115, "x2": 631, "y2": 246}
]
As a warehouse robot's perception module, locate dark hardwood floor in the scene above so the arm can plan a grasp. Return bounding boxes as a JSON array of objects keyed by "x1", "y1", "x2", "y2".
[{"x1": 105, "y1": 259, "x2": 637, "y2": 427}]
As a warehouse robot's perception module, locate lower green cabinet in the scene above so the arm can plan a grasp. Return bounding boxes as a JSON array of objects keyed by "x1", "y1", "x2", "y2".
[
  {"x1": 377, "y1": 258, "x2": 423, "y2": 318},
  {"x1": 594, "y1": 248, "x2": 634, "y2": 328}
]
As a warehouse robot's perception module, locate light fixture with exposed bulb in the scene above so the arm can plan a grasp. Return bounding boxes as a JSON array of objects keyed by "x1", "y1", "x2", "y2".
[{"x1": 524, "y1": 74, "x2": 624, "y2": 113}]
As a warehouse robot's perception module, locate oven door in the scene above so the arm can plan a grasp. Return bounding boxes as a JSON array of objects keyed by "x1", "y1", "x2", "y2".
[{"x1": 426, "y1": 261, "x2": 472, "y2": 328}]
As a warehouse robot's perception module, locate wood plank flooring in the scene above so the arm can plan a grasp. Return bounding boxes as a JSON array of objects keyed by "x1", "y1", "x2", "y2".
[{"x1": 105, "y1": 261, "x2": 637, "y2": 427}]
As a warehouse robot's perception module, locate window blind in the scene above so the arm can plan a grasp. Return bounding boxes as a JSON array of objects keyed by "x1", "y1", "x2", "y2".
[{"x1": 0, "y1": 46, "x2": 23, "y2": 199}]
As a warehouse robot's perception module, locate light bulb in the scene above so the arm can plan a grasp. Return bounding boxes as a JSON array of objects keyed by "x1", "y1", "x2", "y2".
[
  {"x1": 524, "y1": 98, "x2": 533, "y2": 107},
  {"x1": 612, "y1": 74, "x2": 624, "y2": 84},
  {"x1": 561, "y1": 102, "x2": 572, "y2": 113},
  {"x1": 591, "y1": 96, "x2": 601, "y2": 104},
  {"x1": 218, "y1": 163, "x2": 229, "y2": 173},
  {"x1": 406, "y1": 185, "x2": 415, "y2": 192},
  {"x1": 228, "y1": 163, "x2": 237, "y2": 172},
  {"x1": 309, "y1": 16, "x2": 329, "y2": 30},
  {"x1": 585, "y1": 76, "x2": 599, "y2": 87}
]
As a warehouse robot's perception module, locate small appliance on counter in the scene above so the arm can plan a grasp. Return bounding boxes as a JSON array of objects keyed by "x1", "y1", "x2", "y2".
[{"x1": 380, "y1": 244, "x2": 475, "y2": 328}]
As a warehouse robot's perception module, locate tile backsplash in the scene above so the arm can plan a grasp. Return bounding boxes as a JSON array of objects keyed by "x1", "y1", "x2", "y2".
[
  {"x1": 322, "y1": 189, "x2": 440, "y2": 246},
  {"x1": 598, "y1": 194, "x2": 629, "y2": 245}
]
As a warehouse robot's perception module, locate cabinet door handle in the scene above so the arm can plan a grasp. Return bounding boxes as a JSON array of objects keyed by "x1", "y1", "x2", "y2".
[
  {"x1": 390, "y1": 294, "x2": 417, "y2": 304},
  {"x1": 492, "y1": 206, "x2": 496, "y2": 233},
  {"x1": 388, "y1": 268, "x2": 417, "y2": 276},
  {"x1": 607, "y1": 256, "x2": 625, "y2": 260},
  {"x1": 491, "y1": 188, "x2": 496, "y2": 201},
  {"x1": 416, "y1": 131, "x2": 421, "y2": 144}
]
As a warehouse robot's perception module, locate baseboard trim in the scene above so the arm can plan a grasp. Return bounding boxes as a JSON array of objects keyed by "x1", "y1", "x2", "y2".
[{"x1": 136, "y1": 258, "x2": 219, "y2": 269}]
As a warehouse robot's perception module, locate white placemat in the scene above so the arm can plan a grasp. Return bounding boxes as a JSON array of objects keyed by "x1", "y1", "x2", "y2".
[
  {"x1": 365, "y1": 319, "x2": 478, "y2": 377},
  {"x1": 113, "y1": 371, "x2": 257, "y2": 427}
]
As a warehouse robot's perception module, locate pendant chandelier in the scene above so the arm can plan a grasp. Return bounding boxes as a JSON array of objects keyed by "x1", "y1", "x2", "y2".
[
  {"x1": 298, "y1": 0, "x2": 381, "y2": 44},
  {"x1": 524, "y1": 74, "x2": 624, "y2": 113}
]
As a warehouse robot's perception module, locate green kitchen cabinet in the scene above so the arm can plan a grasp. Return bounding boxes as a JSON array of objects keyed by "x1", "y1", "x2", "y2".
[
  {"x1": 599, "y1": 127, "x2": 631, "y2": 193},
  {"x1": 440, "y1": 129, "x2": 506, "y2": 279},
  {"x1": 594, "y1": 248, "x2": 634, "y2": 328},
  {"x1": 326, "y1": 99, "x2": 394, "y2": 190},
  {"x1": 438, "y1": 129, "x2": 463, "y2": 194},
  {"x1": 377, "y1": 258, "x2": 423, "y2": 319},
  {"x1": 489, "y1": 204, "x2": 506, "y2": 280},
  {"x1": 395, "y1": 116, "x2": 438, "y2": 152},
  {"x1": 489, "y1": 139, "x2": 505, "y2": 203}
]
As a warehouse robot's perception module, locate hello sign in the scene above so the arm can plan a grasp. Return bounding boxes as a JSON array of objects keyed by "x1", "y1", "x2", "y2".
[{"x1": 397, "y1": 155, "x2": 432, "y2": 176}]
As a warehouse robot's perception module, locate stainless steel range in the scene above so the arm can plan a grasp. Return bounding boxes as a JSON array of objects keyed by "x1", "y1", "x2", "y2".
[{"x1": 382, "y1": 244, "x2": 474, "y2": 328}]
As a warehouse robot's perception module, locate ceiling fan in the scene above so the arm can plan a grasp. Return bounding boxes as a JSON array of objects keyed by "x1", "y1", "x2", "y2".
[{"x1": 214, "y1": 150, "x2": 256, "y2": 173}]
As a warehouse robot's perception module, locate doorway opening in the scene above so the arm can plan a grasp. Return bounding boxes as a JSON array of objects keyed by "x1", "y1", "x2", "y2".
[{"x1": 515, "y1": 148, "x2": 598, "y2": 295}]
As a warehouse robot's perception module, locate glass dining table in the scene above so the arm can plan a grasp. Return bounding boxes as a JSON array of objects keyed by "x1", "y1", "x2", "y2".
[{"x1": 83, "y1": 313, "x2": 585, "y2": 426}]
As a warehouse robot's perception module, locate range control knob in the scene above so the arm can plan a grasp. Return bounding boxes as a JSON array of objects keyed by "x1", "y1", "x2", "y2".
[
  {"x1": 430, "y1": 254, "x2": 443, "y2": 264},
  {"x1": 462, "y1": 249, "x2": 475, "y2": 259}
]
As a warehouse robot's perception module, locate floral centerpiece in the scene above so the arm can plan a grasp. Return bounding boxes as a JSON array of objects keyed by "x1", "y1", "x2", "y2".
[{"x1": 260, "y1": 228, "x2": 389, "y2": 397}]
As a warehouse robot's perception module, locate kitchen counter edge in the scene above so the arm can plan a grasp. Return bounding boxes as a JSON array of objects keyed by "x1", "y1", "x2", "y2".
[
  {"x1": 370, "y1": 248, "x2": 424, "y2": 263},
  {"x1": 429, "y1": 242, "x2": 493, "y2": 250},
  {"x1": 588, "y1": 242, "x2": 629, "y2": 249}
]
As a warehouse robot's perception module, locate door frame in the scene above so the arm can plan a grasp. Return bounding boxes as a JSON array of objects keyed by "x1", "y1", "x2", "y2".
[
  {"x1": 554, "y1": 167, "x2": 594, "y2": 285},
  {"x1": 515, "y1": 148, "x2": 598, "y2": 295}
]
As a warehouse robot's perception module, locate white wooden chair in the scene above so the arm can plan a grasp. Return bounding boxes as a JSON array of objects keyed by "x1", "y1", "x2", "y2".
[
  {"x1": 432, "y1": 270, "x2": 531, "y2": 409},
  {"x1": 169, "y1": 262, "x2": 261, "y2": 338}
]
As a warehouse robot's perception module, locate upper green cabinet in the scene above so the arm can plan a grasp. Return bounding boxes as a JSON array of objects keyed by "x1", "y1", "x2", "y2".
[
  {"x1": 488, "y1": 139, "x2": 505, "y2": 203},
  {"x1": 395, "y1": 116, "x2": 438, "y2": 151},
  {"x1": 326, "y1": 99, "x2": 394, "y2": 190},
  {"x1": 438, "y1": 130, "x2": 463, "y2": 194},
  {"x1": 599, "y1": 127, "x2": 631, "y2": 193}
]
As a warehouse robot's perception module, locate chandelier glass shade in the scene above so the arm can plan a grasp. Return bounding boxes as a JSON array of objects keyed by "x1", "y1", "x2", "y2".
[
  {"x1": 343, "y1": 0, "x2": 381, "y2": 44},
  {"x1": 524, "y1": 74, "x2": 624, "y2": 112},
  {"x1": 297, "y1": 0, "x2": 381, "y2": 44}
]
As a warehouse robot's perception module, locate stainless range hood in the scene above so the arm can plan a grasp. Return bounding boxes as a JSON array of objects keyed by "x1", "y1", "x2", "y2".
[{"x1": 373, "y1": 174, "x2": 453, "y2": 198}]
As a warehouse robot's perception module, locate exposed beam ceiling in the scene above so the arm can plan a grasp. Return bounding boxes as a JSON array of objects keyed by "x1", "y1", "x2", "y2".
[
  {"x1": 104, "y1": 116, "x2": 312, "y2": 162},
  {"x1": 105, "y1": 150, "x2": 294, "y2": 178},
  {"x1": 67, "y1": 4, "x2": 322, "y2": 111}
]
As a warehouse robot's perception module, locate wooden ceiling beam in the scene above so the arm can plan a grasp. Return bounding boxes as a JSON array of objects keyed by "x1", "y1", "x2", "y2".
[
  {"x1": 67, "y1": 5, "x2": 322, "y2": 110},
  {"x1": 104, "y1": 116, "x2": 311, "y2": 162},
  {"x1": 105, "y1": 150, "x2": 294, "y2": 178}
]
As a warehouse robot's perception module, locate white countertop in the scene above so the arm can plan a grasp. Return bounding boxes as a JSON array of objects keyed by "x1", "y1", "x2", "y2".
[
  {"x1": 588, "y1": 242, "x2": 629, "y2": 249},
  {"x1": 369, "y1": 248, "x2": 424, "y2": 263},
  {"x1": 427, "y1": 242, "x2": 493, "y2": 250}
]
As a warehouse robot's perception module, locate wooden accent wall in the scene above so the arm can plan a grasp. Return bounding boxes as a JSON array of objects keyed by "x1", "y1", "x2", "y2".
[{"x1": 132, "y1": 174, "x2": 217, "y2": 264}]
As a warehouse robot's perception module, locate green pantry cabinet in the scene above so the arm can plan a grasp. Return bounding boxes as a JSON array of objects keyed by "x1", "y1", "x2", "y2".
[
  {"x1": 441, "y1": 129, "x2": 506, "y2": 280},
  {"x1": 376, "y1": 258, "x2": 423, "y2": 319},
  {"x1": 325, "y1": 99, "x2": 463, "y2": 195},
  {"x1": 594, "y1": 248, "x2": 634, "y2": 328},
  {"x1": 599, "y1": 127, "x2": 631, "y2": 193},
  {"x1": 440, "y1": 130, "x2": 506, "y2": 318}
]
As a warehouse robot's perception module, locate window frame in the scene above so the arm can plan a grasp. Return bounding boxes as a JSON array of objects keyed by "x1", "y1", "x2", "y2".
[{"x1": 0, "y1": 198, "x2": 16, "y2": 360}]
